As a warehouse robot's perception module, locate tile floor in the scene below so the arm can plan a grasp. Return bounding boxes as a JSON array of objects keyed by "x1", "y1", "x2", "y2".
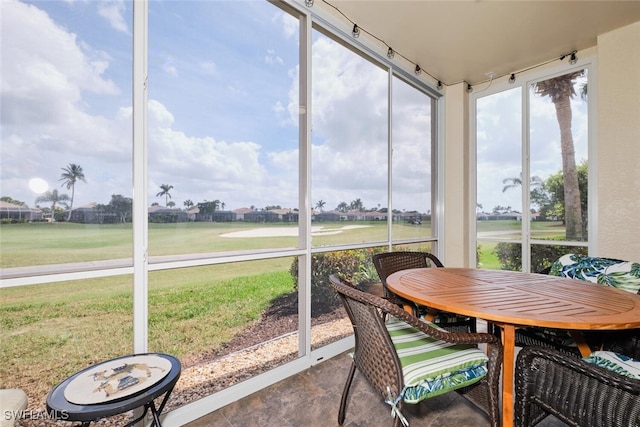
[{"x1": 184, "y1": 351, "x2": 567, "y2": 427}]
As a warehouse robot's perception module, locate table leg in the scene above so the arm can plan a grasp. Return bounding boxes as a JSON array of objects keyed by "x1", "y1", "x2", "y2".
[
  {"x1": 424, "y1": 307, "x2": 439, "y2": 322},
  {"x1": 148, "y1": 384, "x2": 176, "y2": 427},
  {"x1": 569, "y1": 330, "x2": 593, "y2": 356},
  {"x1": 502, "y1": 324, "x2": 515, "y2": 427},
  {"x1": 148, "y1": 401, "x2": 162, "y2": 427}
]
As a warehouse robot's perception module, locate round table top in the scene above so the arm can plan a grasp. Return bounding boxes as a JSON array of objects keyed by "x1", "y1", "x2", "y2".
[
  {"x1": 47, "y1": 353, "x2": 181, "y2": 422},
  {"x1": 386, "y1": 267, "x2": 640, "y2": 330}
]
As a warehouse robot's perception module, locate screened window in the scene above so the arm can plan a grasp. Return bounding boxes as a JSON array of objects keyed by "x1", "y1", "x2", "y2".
[
  {"x1": 148, "y1": 1, "x2": 300, "y2": 256},
  {"x1": 0, "y1": 0, "x2": 133, "y2": 270},
  {"x1": 391, "y1": 76, "x2": 435, "y2": 242},
  {"x1": 475, "y1": 69, "x2": 590, "y2": 271},
  {"x1": 310, "y1": 28, "x2": 389, "y2": 246}
]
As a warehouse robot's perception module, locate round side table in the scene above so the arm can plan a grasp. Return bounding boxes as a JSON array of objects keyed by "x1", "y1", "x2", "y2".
[{"x1": 46, "y1": 353, "x2": 181, "y2": 427}]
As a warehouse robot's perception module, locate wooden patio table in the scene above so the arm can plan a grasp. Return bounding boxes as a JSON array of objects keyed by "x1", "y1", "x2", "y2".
[{"x1": 385, "y1": 267, "x2": 640, "y2": 427}]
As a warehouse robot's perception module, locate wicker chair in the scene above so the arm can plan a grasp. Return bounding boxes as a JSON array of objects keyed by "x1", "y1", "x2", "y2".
[
  {"x1": 329, "y1": 275, "x2": 502, "y2": 427},
  {"x1": 515, "y1": 254, "x2": 640, "y2": 359},
  {"x1": 372, "y1": 251, "x2": 476, "y2": 332},
  {"x1": 515, "y1": 346, "x2": 640, "y2": 427}
]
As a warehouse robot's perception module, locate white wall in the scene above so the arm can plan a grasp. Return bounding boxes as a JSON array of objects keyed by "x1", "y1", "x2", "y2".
[
  {"x1": 443, "y1": 82, "x2": 470, "y2": 267},
  {"x1": 597, "y1": 21, "x2": 640, "y2": 260}
]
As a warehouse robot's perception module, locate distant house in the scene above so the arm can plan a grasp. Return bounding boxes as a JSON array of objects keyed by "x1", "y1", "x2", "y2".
[
  {"x1": 186, "y1": 207, "x2": 198, "y2": 221},
  {"x1": 314, "y1": 211, "x2": 342, "y2": 222},
  {"x1": 212, "y1": 210, "x2": 236, "y2": 222},
  {"x1": 269, "y1": 208, "x2": 298, "y2": 222},
  {"x1": 362, "y1": 211, "x2": 388, "y2": 221},
  {"x1": 233, "y1": 207, "x2": 254, "y2": 221},
  {"x1": 148, "y1": 206, "x2": 188, "y2": 223},
  {"x1": 244, "y1": 210, "x2": 279, "y2": 223},
  {"x1": 485, "y1": 211, "x2": 523, "y2": 221},
  {"x1": 69, "y1": 203, "x2": 117, "y2": 224},
  {"x1": 0, "y1": 201, "x2": 43, "y2": 222},
  {"x1": 193, "y1": 208, "x2": 235, "y2": 222}
]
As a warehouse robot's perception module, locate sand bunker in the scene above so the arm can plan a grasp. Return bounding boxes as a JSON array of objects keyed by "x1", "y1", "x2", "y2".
[{"x1": 220, "y1": 225, "x2": 370, "y2": 238}]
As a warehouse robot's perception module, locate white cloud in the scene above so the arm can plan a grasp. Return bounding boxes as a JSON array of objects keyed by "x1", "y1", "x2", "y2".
[
  {"x1": 274, "y1": 10, "x2": 297, "y2": 39},
  {"x1": 98, "y1": 0, "x2": 129, "y2": 34},
  {"x1": 162, "y1": 59, "x2": 179, "y2": 77},
  {"x1": 1, "y1": 1, "x2": 119, "y2": 101},
  {"x1": 265, "y1": 49, "x2": 283, "y2": 65},
  {"x1": 146, "y1": 99, "x2": 271, "y2": 206},
  {"x1": 304, "y1": 35, "x2": 437, "y2": 212},
  {"x1": 1, "y1": 0, "x2": 129, "y2": 206}
]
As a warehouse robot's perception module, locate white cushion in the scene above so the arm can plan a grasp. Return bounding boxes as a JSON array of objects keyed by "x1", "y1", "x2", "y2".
[
  {"x1": 583, "y1": 351, "x2": 640, "y2": 379},
  {"x1": 550, "y1": 254, "x2": 640, "y2": 293}
]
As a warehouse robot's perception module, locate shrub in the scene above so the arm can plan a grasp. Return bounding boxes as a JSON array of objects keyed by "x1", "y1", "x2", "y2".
[
  {"x1": 495, "y1": 242, "x2": 588, "y2": 272},
  {"x1": 289, "y1": 248, "x2": 380, "y2": 316}
]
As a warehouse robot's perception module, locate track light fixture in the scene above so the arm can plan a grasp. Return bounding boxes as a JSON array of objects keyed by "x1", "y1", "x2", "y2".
[
  {"x1": 466, "y1": 83, "x2": 473, "y2": 93},
  {"x1": 437, "y1": 81, "x2": 443, "y2": 90},
  {"x1": 387, "y1": 47, "x2": 394, "y2": 59},
  {"x1": 569, "y1": 52, "x2": 578, "y2": 65},
  {"x1": 352, "y1": 24, "x2": 360, "y2": 38},
  {"x1": 415, "y1": 64, "x2": 421, "y2": 75},
  {"x1": 509, "y1": 73, "x2": 516, "y2": 84},
  {"x1": 560, "y1": 50, "x2": 578, "y2": 65}
]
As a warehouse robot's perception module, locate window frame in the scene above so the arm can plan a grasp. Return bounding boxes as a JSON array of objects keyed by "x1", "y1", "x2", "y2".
[{"x1": 470, "y1": 57, "x2": 597, "y2": 271}]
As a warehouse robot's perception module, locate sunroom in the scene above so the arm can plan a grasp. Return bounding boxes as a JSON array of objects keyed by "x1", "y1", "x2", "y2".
[{"x1": 1, "y1": 1, "x2": 639, "y2": 426}]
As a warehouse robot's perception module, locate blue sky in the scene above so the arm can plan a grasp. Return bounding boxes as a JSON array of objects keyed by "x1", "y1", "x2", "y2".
[
  {"x1": 1, "y1": 0, "x2": 587, "y2": 214},
  {"x1": 2, "y1": 0, "x2": 304, "y2": 211},
  {"x1": 477, "y1": 81, "x2": 588, "y2": 214}
]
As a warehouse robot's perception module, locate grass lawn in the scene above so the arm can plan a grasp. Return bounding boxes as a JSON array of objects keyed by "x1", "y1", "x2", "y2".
[
  {"x1": 0, "y1": 219, "x2": 567, "y2": 402},
  {"x1": 0, "y1": 263, "x2": 295, "y2": 401},
  {"x1": 0, "y1": 220, "x2": 432, "y2": 268}
]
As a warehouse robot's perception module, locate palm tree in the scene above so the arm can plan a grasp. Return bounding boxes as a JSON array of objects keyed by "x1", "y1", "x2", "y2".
[
  {"x1": 59, "y1": 163, "x2": 86, "y2": 221},
  {"x1": 156, "y1": 184, "x2": 174, "y2": 207},
  {"x1": 35, "y1": 189, "x2": 70, "y2": 221},
  {"x1": 315, "y1": 200, "x2": 326, "y2": 212},
  {"x1": 502, "y1": 173, "x2": 543, "y2": 193},
  {"x1": 350, "y1": 198, "x2": 364, "y2": 211},
  {"x1": 534, "y1": 71, "x2": 585, "y2": 240}
]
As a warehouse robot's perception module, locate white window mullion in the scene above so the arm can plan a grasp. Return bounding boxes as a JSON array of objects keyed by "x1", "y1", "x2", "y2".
[
  {"x1": 298, "y1": 9, "x2": 312, "y2": 358},
  {"x1": 387, "y1": 69, "x2": 393, "y2": 247},
  {"x1": 132, "y1": 0, "x2": 149, "y2": 353},
  {"x1": 522, "y1": 84, "x2": 531, "y2": 272}
]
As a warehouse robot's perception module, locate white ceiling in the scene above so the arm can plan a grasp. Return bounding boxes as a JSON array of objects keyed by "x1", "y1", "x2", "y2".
[{"x1": 322, "y1": 1, "x2": 640, "y2": 86}]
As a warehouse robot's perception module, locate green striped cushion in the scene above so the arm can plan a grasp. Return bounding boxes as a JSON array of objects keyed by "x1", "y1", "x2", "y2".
[{"x1": 386, "y1": 316, "x2": 489, "y2": 402}]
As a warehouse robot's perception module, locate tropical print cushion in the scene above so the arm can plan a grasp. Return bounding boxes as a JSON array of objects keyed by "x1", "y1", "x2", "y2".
[
  {"x1": 583, "y1": 351, "x2": 640, "y2": 379},
  {"x1": 550, "y1": 253, "x2": 640, "y2": 294},
  {"x1": 386, "y1": 316, "x2": 488, "y2": 402}
]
